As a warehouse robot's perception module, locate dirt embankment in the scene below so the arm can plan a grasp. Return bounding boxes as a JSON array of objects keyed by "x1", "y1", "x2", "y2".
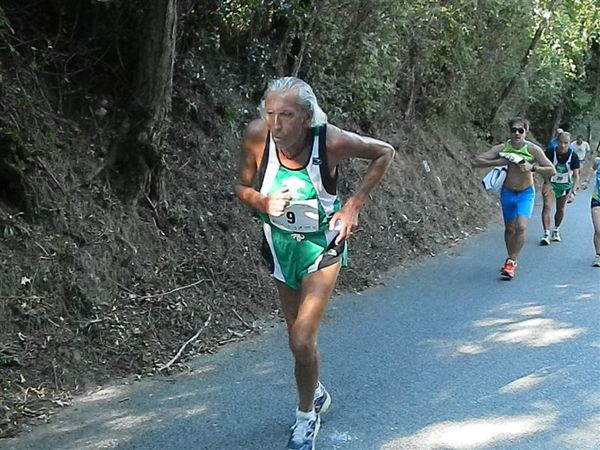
[{"x1": 0, "y1": 98, "x2": 499, "y2": 438}]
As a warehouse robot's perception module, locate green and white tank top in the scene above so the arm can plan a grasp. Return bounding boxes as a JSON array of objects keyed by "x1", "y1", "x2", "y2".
[
  {"x1": 550, "y1": 149, "x2": 573, "y2": 189},
  {"x1": 503, "y1": 141, "x2": 534, "y2": 163},
  {"x1": 257, "y1": 125, "x2": 340, "y2": 233}
]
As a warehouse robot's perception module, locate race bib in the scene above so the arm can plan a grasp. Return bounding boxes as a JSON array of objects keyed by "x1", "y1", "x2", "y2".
[
  {"x1": 270, "y1": 199, "x2": 320, "y2": 232},
  {"x1": 551, "y1": 172, "x2": 570, "y2": 184}
]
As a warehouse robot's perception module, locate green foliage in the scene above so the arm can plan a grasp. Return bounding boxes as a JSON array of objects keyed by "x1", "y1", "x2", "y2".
[
  {"x1": 536, "y1": 0, "x2": 600, "y2": 81},
  {"x1": 524, "y1": 1, "x2": 600, "y2": 134},
  {"x1": 3, "y1": 0, "x2": 600, "y2": 139}
]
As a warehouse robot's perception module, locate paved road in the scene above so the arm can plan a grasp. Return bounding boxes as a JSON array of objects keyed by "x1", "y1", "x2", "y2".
[{"x1": 4, "y1": 189, "x2": 600, "y2": 450}]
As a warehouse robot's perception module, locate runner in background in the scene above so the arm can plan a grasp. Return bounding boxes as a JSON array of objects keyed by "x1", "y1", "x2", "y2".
[
  {"x1": 568, "y1": 135, "x2": 594, "y2": 195},
  {"x1": 473, "y1": 117, "x2": 555, "y2": 279},
  {"x1": 590, "y1": 153, "x2": 600, "y2": 267},
  {"x1": 539, "y1": 131, "x2": 580, "y2": 245},
  {"x1": 571, "y1": 135, "x2": 591, "y2": 189}
]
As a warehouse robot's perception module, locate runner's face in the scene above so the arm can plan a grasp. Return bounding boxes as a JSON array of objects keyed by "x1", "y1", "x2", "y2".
[
  {"x1": 264, "y1": 91, "x2": 311, "y2": 152},
  {"x1": 509, "y1": 123, "x2": 527, "y2": 147},
  {"x1": 557, "y1": 137, "x2": 570, "y2": 153}
]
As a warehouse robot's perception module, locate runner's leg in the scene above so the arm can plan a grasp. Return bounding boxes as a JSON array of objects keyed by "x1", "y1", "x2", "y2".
[
  {"x1": 277, "y1": 261, "x2": 341, "y2": 412},
  {"x1": 506, "y1": 216, "x2": 528, "y2": 261},
  {"x1": 505, "y1": 187, "x2": 534, "y2": 260},
  {"x1": 541, "y1": 187, "x2": 553, "y2": 232},
  {"x1": 501, "y1": 188, "x2": 518, "y2": 260},
  {"x1": 554, "y1": 193, "x2": 569, "y2": 227},
  {"x1": 592, "y1": 206, "x2": 600, "y2": 255}
]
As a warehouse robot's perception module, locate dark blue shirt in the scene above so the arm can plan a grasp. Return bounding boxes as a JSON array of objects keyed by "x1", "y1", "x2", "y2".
[
  {"x1": 547, "y1": 138, "x2": 573, "y2": 153},
  {"x1": 544, "y1": 148, "x2": 580, "y2": 170}
]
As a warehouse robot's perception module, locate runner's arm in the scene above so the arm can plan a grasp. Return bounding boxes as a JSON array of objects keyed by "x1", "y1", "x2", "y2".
[
  {"x1": 571, "y1": 162, "x2": 581, "y2": 192},
  {"x1": 325, "y1": 125, "x2": 395, "y2": 243},
  {"x1": 235, "y1": 120, "x2": 267, "y2": 212},
  {"x1": 234, "y1": 120, "x2": 291, "y2": 216},
  {"x1": 527, "y1": 144, "x2": 556, "y2": 178},
  {"x1": 581, "y1": 145, "x2": 593, "y2": 186},
  {"x1": 472, "y1": 144, "x2": 507, "y2": 168}
]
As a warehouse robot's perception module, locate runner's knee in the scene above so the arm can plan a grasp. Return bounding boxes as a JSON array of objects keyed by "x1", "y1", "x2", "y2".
[
  {"x1": 288, "y1": 326, "x2": 317, "y2": 362},
  {"x1": 505, "y1": 221, "x2": 517, "y2": 233},
  {"x1": 514, "y1": 220, "x2": 527, "y2": 234}
]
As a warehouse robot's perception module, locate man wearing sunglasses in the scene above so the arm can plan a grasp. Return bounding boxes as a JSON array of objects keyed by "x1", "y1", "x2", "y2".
[{"x1": 473, "y1": 118, "x2": 555, "y2": 279}]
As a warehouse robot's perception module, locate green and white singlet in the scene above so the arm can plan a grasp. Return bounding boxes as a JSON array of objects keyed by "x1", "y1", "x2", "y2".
[
  {"x1": 550, "y1": 149, "x2": 574, "y2": 198},
  {"x1": 257, "y1": 125, "x2": 348, "y2": 288},
  {"x1": 503, "y1": 141, "x2": 534, "y2": 163}
]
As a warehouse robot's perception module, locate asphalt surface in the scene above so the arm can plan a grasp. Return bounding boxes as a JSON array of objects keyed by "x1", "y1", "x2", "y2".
[{"x1": 4, "y1": 188, "x2": 600, "y2": 450}]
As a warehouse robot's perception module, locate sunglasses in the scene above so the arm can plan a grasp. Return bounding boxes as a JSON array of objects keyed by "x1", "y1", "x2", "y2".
[{"x1": 510, "y1": 127, "x2": 526, "y2": 134}]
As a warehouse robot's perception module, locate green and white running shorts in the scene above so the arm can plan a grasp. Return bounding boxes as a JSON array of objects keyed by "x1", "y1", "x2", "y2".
[{"x1": 261, "y1": 223, "x2": 348, "y2": 289}]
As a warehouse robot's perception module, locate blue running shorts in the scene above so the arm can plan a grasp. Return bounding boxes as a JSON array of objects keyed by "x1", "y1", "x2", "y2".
[{"x1": 500, "y1": 185, "x2": 535, "y2": 222}]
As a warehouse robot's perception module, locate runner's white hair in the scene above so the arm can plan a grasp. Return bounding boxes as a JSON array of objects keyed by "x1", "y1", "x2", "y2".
[
  {"x1": 258, "y1": 77, "x2": 328, "y2": 127},
  {"x1": 557, "y1": 131, "x2": 571, "y2": 141}
]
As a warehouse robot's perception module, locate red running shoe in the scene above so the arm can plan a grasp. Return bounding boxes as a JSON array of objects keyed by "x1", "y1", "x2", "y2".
[{"x1": 500, "y1": 259, "x2": 517, "y2": 279}]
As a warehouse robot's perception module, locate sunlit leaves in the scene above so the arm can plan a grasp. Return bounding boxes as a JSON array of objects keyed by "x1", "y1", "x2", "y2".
[
  {"x1": 183, "y1": 0, "x2": 599, "y2": 131},
  {"x1": 536, "y1": 0, "x2": 600, "y2": 80}
]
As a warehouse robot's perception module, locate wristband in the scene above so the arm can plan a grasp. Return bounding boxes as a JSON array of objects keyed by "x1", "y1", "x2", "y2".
[{"x1": 531, "y1": 163, "x2": 537, "y2": 172}]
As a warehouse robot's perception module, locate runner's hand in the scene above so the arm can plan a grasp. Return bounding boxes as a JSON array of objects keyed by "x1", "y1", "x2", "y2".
[
  {"x1": 265, "y1": 188, "x2": 292, "y2": 217},
  {"x1": 329, "y1": 206, "x2": 359, "y2": 245},
  {"x1": 517, "y1": 161, "x2": 532, "y2": 172},
  {"x1": 499, "y1": 152, "x2": 524, "y2": 164}
]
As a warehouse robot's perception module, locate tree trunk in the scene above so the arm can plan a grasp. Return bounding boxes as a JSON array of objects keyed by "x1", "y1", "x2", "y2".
[
  {"x1": 551, "y1": 103, "x2": 564, "y2": 137},
  {"x1": 488, "y1": 0, "x2": 561, "y2": 122},
  {"x1": 108, "y1": 0, "x2": 177, "y2": 207},
  {"x1": 274, "y1": 28, "x2": 292, "y2": 77},
  {"x1": 272, "y1": 0, "x2": 315, "y2": 77},
  {"x1": 291, "y1": 3, "x2": 317, "y2": 77},
  {"x1": 335, "y1": 0, "x2": 373, "y2": 73},
  {"x1": 403, "y1": 37, "x2": 419, "y2": 120}
]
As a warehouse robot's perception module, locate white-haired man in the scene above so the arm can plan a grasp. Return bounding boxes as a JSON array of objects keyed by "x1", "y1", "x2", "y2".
[{"x1": 235, "y1": 77, "x2": 394, "y2": 450}]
